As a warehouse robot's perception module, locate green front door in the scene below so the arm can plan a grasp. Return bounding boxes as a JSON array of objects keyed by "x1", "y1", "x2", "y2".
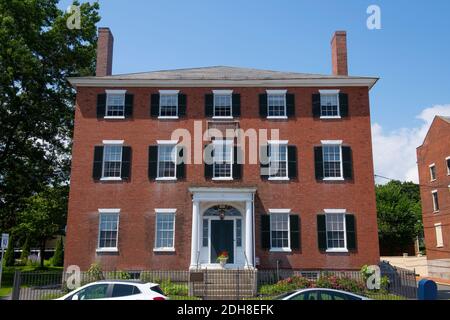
[{"x1": 211, "y1": 220, "x2": 234, "y2": 264}]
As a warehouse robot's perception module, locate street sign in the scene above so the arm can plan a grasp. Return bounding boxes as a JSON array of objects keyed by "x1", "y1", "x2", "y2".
[{"x1": 1, "y1": 233, "x2": 9, "y2": 249}]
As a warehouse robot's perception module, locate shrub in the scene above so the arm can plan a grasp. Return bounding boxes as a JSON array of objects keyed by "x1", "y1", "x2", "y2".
[
  {"x1": 27, "y1": 254, "x2": 40, "y2": 267},
  {"x1": 51, "y1": 238, "x2": 64, "y2": 267},
  {"x1": 160, "y1": 279, "x2": 188, "y2": 296},
  {"x1": 116, "y1": 270, "x2": 131, "y2": 280},
  {"x1": 259, "y1": 275, "x2": 312, "y2": 295},
  {"x1": 87, "y1": 262, "x2": 104, "y2": 281},
  {"x1": 3, "y1": 236, "x2": 15, "y2": 267},
  {"x1": 20, "y1": 238, "x2": 31, "y2": 264}
]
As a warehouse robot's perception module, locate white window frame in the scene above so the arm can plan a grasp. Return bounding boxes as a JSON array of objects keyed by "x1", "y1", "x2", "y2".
[
  {"x1": 432, "y1": 190, "x2": 439, "y2": 213},
  {"x1": 96, "y1": 209, "x2": 120, "y2": 253},
  {"x1": 212, "y1": 139, "x2": 233, "y2": 180},
  {"x1": 446, "y1": 156, "x2": 450, "y2": 176},
  {"x1": 101, "y1": 140, "x2": 124, "y2": 181},
  {"x1": 105, "y1": 90, "x2": 126, "y2": 119},
  {"x1": 153, "y1": 209, "x2": 176, "y2": 252},
  {"x1": 267, "y1": 140, "x2": 289, "y2": 181},
  {"x1": 266, "y1": 90, "x2": 287, "y2": 119},
  {"x1": 156, "y1": 140, "x2": 178, "y2": 181},
  {"x1": 268, "y1": 209, "x2": 291, "y2": 252},
  {"x1": 158, "y1": 90, "x2": 179, "y2": 119},
  {"x1": 212, "y1": 90, "x2": 233, "y2": 119},
  {"x1": 319, "y1": 90, "x2": 340, "y2": 119},
  {"x1": 429, "y1": 163, "x2": 436, "y2": 181},
  {"x1": 321, "y1": 140, "x2": 344, "y2": 181},
  {"x1": 435, "y1": 223, "x2": 443, "y2": 248},
  {"x1": 324, "y1": 209, "x2": 348, "y2": 253}
]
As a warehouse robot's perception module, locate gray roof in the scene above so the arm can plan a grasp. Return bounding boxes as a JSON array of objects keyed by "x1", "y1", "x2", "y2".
[
  {"x1": 438, "y1": 116, "x2": 450, "y2": 124},
  {"x1": 92, "y1": 66, "x2": 374, "y2": 80}
]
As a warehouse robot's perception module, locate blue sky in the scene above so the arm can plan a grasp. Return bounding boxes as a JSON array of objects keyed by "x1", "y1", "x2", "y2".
[{"x1": 60, "y1": 0, "x2": 450, "y2": 181}]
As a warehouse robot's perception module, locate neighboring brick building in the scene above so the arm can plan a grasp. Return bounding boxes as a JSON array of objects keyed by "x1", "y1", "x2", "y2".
[
  {"x1": 65, "y1": 28, "x2": 380, "y2": 271},
  {"x1": 417, "y1": 116, "x2": 450, "y2": 279}
]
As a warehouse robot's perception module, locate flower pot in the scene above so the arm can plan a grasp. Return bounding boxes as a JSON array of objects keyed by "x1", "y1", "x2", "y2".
[{"x1": 218, "y1": 258, "x2": 228, "y2": 268}]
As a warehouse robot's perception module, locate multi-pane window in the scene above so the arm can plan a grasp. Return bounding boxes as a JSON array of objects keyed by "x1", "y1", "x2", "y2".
[
  {"x1": 270, "y1": 214, "x2": 289, "y2": 249},
  {"x1": 432, "y1": 191, "x2": 439, "y2": 212},
  {"x1": 202, "y1": 219, "x2": 208, "y2": 247},
  {"x1": 157, "y1": 145, "x2": 176, "y2": 178},
  {"x1": 435, "y1": 223, "x2": 444, "y2": 247},
  {"x1": 320, "y1": 94, "x2": 339, "y2": 117},
  {"x1": 160, "y1": 94, "x2": 178, "y2": 117},
  {"x1": 106, "y1": 93, "x2": 125, "y2": 117},
  {"x1": 446, "y1": 157, "x2": 450, "y2": 175},
  {"x1": 326, "y1": 213, "x2": 346, "y2": 250},
  {"x1": 323, "y1": 145, "x2": 342, "y2": 178},
  {"x1": 213, "y1": 141, "x2": 233, "y2": 178},
  {"x1": 267, "y1": 94, "x2": 286, "y2": 117},
  {"x1": 236, "y1": 219, "x2": 242, "y2": 247},
  {"x1": 269, "y1": 143, "x2": 288, "y2": 178},
  {"x1": 98, "y1": 213, "x2": 119, "y2": 249},
  {"x1": 214, "y1": 94, "x2": 232, "y2": 117},
  {"x1": 103, "y1": 145, "x2": 122, "y2": 178},
  {"x1": 155, "y1": 213, "x2": 175, "y2": 249},
  {"x1": 430, "y1": 164, "x2": 436, "y2": 181}
]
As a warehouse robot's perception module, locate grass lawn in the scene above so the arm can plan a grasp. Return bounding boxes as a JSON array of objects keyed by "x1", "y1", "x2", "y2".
[{"x1": 0, "y1": 287, "x2": 12, "y2": 298}]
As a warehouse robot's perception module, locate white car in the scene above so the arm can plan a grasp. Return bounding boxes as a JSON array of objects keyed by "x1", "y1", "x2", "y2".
[
  {"x1": 56, "y1": 280, "x2": 168, "y2": 300},
  {"x1": 275, "y1": 288, "x2": 371, "y2": 300}
]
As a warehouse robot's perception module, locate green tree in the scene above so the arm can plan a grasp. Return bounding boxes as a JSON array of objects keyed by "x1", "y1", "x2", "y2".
[
  {"x1": 14, "y1": 185, "x2": 68, "y2": 268},
  {"x1": 20, "y1": 237, "x2": 31, "y2": 262},
  {"x1": 0, "y1": 0, "x2": 100, "y2": 232},
  {"x1": 51, "y1": 237, "x2": 64, "y2": 267},
  {"x1": 376, "y1": 180, "x2": 423, "y2": 249},
  {"x1": 3, "y1": 235, "x2": 15, "y2": 267}
]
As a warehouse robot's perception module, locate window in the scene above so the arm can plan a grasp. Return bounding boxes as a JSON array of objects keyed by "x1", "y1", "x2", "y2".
[
  {"x1": 320, "y1": 90, "x2": 340, "y2": 118},
  {"x1": 446, "y1": 157, "x2": 450, "y2": 175},
  {"x1": 102, "y1": 144, "x2": 122, "y2": 178},
  {"x1": 159, "y1": 92, "x2": 178, "y2": 117},
  {"x1": 202, "y1": 219, "x2": 208, "y2": 247},
  {"x1": 157, "y1": 144, "x2": 176, "y2": 179},
  {"x1": 432, "y1": 190, "x2": 439, "y2": 212},
  {"x1": 213, "y1": 140, "x2": 233, "y2": 179},
  {"x1": 98, "y1": 212, "x2": 119, "y2": 250},
  {"x1": 429, "y1": 164, "x2": 436, "y2": 181},
  {"x1": 106, "y1": 91, "x2": 125, "y2": 117},
  {"x1": 154, "y1": 210, "x2": 175, "y2": 251},
  {"x1": 326, "y1": 213, "x2": 346, "y2": 251},
  {"x1": 268, "y1": 142, "x2": 288, "y2": 179},
  {"x1": 111, "y1": 284, "x2": 140, "y2": 298},
  {"x1": 435, "y1": 223, "x2": 443, "y2": 248},
  {"x1": 322, "y1": 143, "x2": 343, "y2": 179},
  {"x1": 270, "y1": 213, "x2": 290, "y2": 250},
  {"x1": 213, "y1": 91, "x2": 232, "y2": 118},
  {"x1": 267, "y1": 91, "x2": 286, "y2": 117},
  {"x1": 236, "y1": 219, "x2": 242, "y2": 247}
]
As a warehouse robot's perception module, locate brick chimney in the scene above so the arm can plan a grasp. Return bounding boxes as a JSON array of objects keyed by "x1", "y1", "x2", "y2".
[
  {"x1": 96, "y1": 27, "x2": 114, "y2": 76},
  {"x1": 331, "y1": 31, "x2": 348, "y2": 76}
]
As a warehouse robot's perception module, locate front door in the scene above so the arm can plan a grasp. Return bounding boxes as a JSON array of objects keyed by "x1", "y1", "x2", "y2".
[{"x1": 210, "y1": 220, "x2": 234, "y2": 264}]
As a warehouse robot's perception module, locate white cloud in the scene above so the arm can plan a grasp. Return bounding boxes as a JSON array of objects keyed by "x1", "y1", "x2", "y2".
[{"x1": 372, "y1": 104, "x2": 450, "y2": 184}]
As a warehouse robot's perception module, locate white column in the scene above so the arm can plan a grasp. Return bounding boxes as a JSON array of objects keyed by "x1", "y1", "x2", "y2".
[
  {"x1": 190, "y1": 200, "x2": 200, "y2": 269},
  {"x1": 245, "y1": 200, "x2": 254, "y2": 268}
]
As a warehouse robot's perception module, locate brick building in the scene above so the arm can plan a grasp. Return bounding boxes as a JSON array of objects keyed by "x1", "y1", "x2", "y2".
[
  {"x1": 65, "y1": 28, "x2": 380, "y2": 271},
  {"x1": 417, "y1": 116, "x2": 450, "y2": 279}
]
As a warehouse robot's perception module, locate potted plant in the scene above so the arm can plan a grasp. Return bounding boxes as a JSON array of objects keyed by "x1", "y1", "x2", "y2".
[{"x1": 216, "y1": 251, "x2": 229, "y2": 268}]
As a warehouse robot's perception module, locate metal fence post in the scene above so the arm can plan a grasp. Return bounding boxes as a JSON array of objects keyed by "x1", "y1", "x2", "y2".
[{"x1": 11, "y1": 270, "x2": 21, "y2": 300}]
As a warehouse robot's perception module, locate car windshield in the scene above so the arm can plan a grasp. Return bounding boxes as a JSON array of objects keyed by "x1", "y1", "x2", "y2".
[{"x1": 274, "y1": 291, "x2": 298, "y2": 300}]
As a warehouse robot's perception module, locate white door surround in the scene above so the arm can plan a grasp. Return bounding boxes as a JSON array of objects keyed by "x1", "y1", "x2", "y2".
[{"x1": 189, "y1": 187, "x2": 256, "y2": 270}]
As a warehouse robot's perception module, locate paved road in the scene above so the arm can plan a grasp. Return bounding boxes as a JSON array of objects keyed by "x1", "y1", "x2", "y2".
[{"x1": 437, "y1": 284, "x2": 450, "y2": 300}]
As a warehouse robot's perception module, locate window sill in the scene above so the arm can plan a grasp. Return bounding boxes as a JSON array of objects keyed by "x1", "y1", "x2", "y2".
[
  {"x1": 270, "y1": 248, "x2": 292, "y2": 253},
  {"x1": 323, "y1": 177, "x2": 345, "y2": 181},
  {"x1": 156, "y1": 177, "x2": 177, "y2": 181},
  {"x1": 212, "y1": 116, "x2": 233, "y2": 120},
  {"x1": 430, "y1": 179, "x2": 437, "y2": 182},
  {"x1": 104, "y1": 116, "x2": 125, "y2": 120},
  {"x1": 267, "y1": 116, "x2": 288, "y2": 120},
  {"x1": 212, "y1": 177, "x2": 233, "y2": 181},
  {"x1": 158, "y1": 116, "x2": 179, "y2": 120},
  {"x1": 153, "y1": 248, "x2": 175, "y2": 253},
  {"x1": 326, "y1": 248, "x2": 348, "y2": 253},
  {"x1": 433, "y1": 210, "x2": 440, "y2": 214},
  {"x1": 96, "y1": 248, "x2": 118, "y2": 253},
  {"x1": 100, "y1": 177, "x2": 122, "y2": 181},
  {"x1": 268, "y1": 177, "x2": 290, "y2": 181},
  {"x1": 320, "y1": 116, "x2": 341, "y2": 119}
]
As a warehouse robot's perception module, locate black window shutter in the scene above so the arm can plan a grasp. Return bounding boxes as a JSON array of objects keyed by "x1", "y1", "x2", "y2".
[
  {"x1": 346, "y1": 215, "x2": 357, "y2": 250},
  {"x1": 314, "y1": 146, "x2": 324, "y2": 180},
  {"x1": 204, "y1": 144, "x2": 213, "y2": 179},
  {"x1": 312, "y1": 94, "x2": 321, "y2": 118},
  {"x1": 339, "y1": 93, "x2": 349, "y2": 117},
  {"x1": 317, "y1": 215, "x2": 327, "y2": 251},
  {"x1": 178, "y1": 94, "x2": 187, "y2": 117},
  {"x1": 148, "y1": 146, "x2": 158, "y2": 180},
  {"x1": 290, "y1": 215, "x2": 300, "y2": 250},
  {"x1": 232, "y1": 94, "x2": 241, "y2": 117},
  {"x1": 205, "y1": 94, "x2": 214, "y2": 117},
  {"x1": 121, "y1": 146, "x2": 132, "y2": 179},
  {"x1": 124, "y1": 94, "x2": 133, "y2": 118},
  {"x1": 97, "y1": 94, "x2": 106, "y2": 118},
  {"x1": 176, "y1": 146, "x2": 185, "y2": 179},
  {"x1": 261, "y1": 215, "x2": 271, "y2": 249},
  {"x1": 233, "y1": 146, "x2": 242, "y2": 180},
  {"x1": 150, "y1": 94, "x2": 160, "y2": 117},
  {"x1": 286, "y1": 93, "x2": 295, "y2": 117},
  {"x1": 288, "y1": 145, "x2": 297, "y2": 179},
  {"x1": 93, "y1": 146, "x2": 104, "y2": 180},
  {"x1": 259, "y1": 94, "x2": 268, "y2": 118},
  {"x1": 260, "y1": 145, "x2": 269, "y2": 179},
  {"x1": 342, "y1": 146, "x2": 353, "y2": 180}
]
